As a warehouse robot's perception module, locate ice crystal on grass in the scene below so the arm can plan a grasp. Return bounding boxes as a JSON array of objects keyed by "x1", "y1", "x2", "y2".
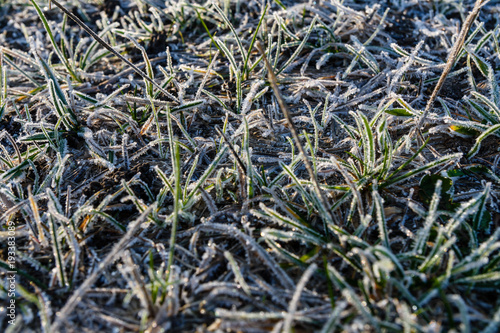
[{"x1": 1, "y1": 0, "x2": 500, "y2": 331}]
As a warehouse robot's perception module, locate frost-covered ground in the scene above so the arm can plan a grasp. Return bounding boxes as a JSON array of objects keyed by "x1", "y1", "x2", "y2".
[{"x1": 1, "y1": 0, "x2": 500, "y2": 332}]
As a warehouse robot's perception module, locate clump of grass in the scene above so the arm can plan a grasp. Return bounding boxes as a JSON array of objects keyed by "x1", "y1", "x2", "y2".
[{"x1": 1, "y1": 0, "x2": 500, "y2": 332}]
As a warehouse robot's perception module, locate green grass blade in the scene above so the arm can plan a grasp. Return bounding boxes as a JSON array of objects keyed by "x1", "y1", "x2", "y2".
[
  {"x1": 467, "y1": 123, "x2": 500, "y2": 158},
  {"x1": 373, "y1": 190, "x2": 390, "y2": 249},
  {"x1": 243, "y1": 4, "x2": 268, "y2": 77},
  {"x1": 277, "y1": 16, "x2": 318, "y2": 75},
  {"x1": 30, "y1": 0, "x2": 79, "y2": 81},
  {"x1": 213, "y1": 3, "x2": 247, "y2": 65},
  {"x1": 383, "y1": 153, "x2": 462, "y2": 188}
]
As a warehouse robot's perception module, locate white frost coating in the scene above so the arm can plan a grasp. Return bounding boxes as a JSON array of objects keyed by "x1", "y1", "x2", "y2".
[
  {"x1": 316, "y1": 52, "x2": 334, "y2": 70},
  {"x1": 195, "y1": 222, "x2": 295, "y2": 289},
  {"x1": 283, "y1": 263, "x2": 317, "y2": 332},
  {"x1": 241, "y1": 79, "x2": 264, "y2": 114},
  {"x1": 51, "y1": 206, "x2": 156, "y2": 332}
]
